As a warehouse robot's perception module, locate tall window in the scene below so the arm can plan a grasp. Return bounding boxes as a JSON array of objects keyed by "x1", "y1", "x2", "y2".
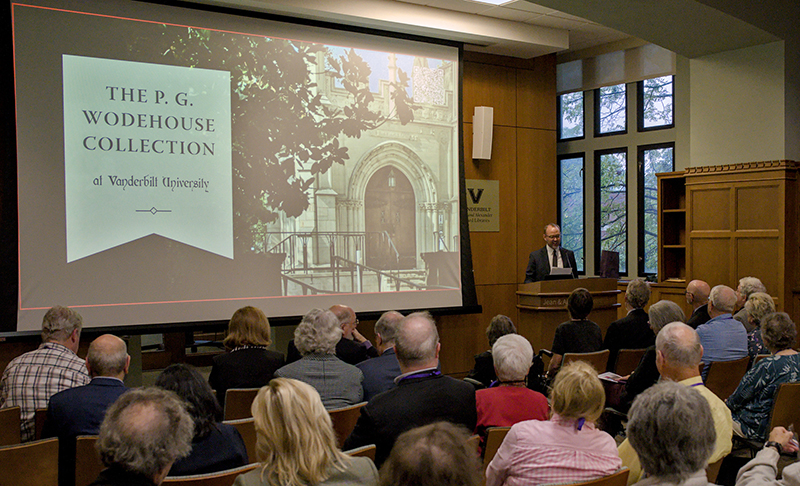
[
  {"x1": 595, "y1": 149, "x2": 627, "y2": 274},
  {"x1": 638, "y1": 143, "x2": 675, "y2": 275},
  {"x1": 559, "y1": 154, "x2": 584, "y2": 272},
  {"x1": 595, "y1": 84, "x2": 626, "y2": 136},
  {"x1": 639, "y1": 76, "x2": 674, "y2": 131},
  {"x1": 558, "y1": 92, "x2": 584, "y2": 140}
]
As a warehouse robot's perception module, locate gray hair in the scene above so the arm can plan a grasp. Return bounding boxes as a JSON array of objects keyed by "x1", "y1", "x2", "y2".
[
  {"x1": 492, "y1": 334, "x2": 533, "y2": 382},
  {"x1": 656, "y1": 322, "x2": 702, "y2": 368},
  {"x1": 294, "y1": 309, "x2": 342, "y2": 356},
  {"x1": 709, "y1": 285, "x2": 737, "y2": 313},
  {"x1": 543, "y1": 223, "x2": 561, "y2": 234},
  {"x1": 485, "y1": 315, "x2": 516, "y2": 347},
  {"x1": 761, "y1": 312, "x2": 798, "y2": 353},
  {"x1": 96, "y1": 387, "x2": 193, "y2": 478},
  {"x1": 87, "y1": 335, "x2": 128, "y2": 377},
  {"x1": 379, "y1": 422, "x2": 481, "y2": 486},
  {"x1": 738, "y1": 277, "x2": 766, "y2": 299},
  {"x1": 41, "y1": 306, "x2": 83, "y2": 343},
  {"x1": 375, "y1": 311, "x2": 404, "y2": 346},
  {"x1": 395, "y1": 311, "x2": 439, "y2": 366},
  {"x1": 627, "y1": 381, "x2": 716, "y2": 482},
  {"x1": 744, "y1": 292, "x2": 775, "y2": 327},
  {"x1": 648, "y1": 300, "x2": 686, "y2": 333},
  {"x1": 625, "y1": 279, "x2": 651, "y2": 309}
]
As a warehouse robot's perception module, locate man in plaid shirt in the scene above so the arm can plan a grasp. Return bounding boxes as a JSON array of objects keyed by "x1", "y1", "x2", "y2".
[{"x1": 0, "y1": 306, "x2": 90, "y2": 441}]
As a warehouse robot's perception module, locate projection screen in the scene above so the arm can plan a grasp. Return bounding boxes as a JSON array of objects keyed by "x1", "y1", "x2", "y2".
[{"x1": 9, "y1": 0, "x2": 467, "y2": 333}]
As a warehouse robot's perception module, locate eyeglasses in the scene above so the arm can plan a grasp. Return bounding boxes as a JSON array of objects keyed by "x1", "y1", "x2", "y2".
[{"x1": 544, "y1": 234, "x2": 561, "y2": 239}]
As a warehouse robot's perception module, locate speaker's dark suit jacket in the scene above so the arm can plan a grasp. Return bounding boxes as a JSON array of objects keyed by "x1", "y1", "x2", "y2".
[
  {"x1": 342, "y1": 371, "x2": 476, "y2": 467},
  {"x1": 602, "y1": 308, "x2": 654, "y2": 371},
  {"x1": 356, "y1": 347, "x2": 402, "y2": 401},
  {"x1": 524, "y1": 246, "x2": 578, "y2": 283},
  {"x1": 42, "y1": 377, "x2": 128, "y2": 486}
]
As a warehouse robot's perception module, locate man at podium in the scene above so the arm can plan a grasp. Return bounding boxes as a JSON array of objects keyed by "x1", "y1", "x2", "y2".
[{"x1": 524, "y1": 224, "x2": 578, "y2": 283}]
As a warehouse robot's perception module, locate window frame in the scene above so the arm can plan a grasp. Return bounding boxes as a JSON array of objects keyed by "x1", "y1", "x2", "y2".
[
  {"x1": 637, "y1": 75, "x2": 675, "y2": 132},
  {"x1": 593, "y1": 84, "x2": 627, "y2": 138},
  {"x1": 558, "y1": 153, "x2": 586, "y2": 275},
  {"x1": 557, "y1": 91, "x2": 586, "y2": 142},
  {"x1": 594, "y1": 147, "x2": 628, "y2": 276},
  {"x1": 637, "y1": 142, "x2": 675, "y2": 276}
]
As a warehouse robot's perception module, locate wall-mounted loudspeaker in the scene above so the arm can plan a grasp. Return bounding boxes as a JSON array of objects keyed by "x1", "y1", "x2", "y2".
[{"x1": 472, "y1": 106, "x2": 493, "y2": 160}]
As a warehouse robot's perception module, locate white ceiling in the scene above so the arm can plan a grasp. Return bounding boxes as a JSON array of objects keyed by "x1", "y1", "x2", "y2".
[{"x1": 190, "y1": 0, "x2": 785, "y2": 59}]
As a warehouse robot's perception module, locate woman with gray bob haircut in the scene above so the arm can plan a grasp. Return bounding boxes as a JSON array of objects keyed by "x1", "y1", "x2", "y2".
[
  {"x1": 744, "y1": 293, "x2": 776, "y2": 356},
  {"x1": 627, "y1": 381, "x2": 716, "y2": 486},
  {"x1": 295, "y1": 308, "x2": 342, "y2": 355},
  {"x1": 275, "y1": 309, "x2": 364, "y2": 410}
]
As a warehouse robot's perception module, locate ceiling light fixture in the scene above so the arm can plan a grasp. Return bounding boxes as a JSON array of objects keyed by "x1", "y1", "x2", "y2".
[{"x1": 466, "y1": 0, "x2": 517, "y2": 6}]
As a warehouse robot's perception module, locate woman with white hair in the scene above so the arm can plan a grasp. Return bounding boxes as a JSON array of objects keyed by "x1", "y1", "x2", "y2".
[
  {"x1": 275, "y1": 309, "x2": 364, "y2": 410},
  {"x1": 627, "y1": 381, "x2": 716, "y2": 486},
  {"x1": 475, "y1": 334, "x2": 548, "y2": 448},
  {"x1": 486, "y1": 361, "x2": 621, "y2": 486},
  {"x1": 727, "y1": 312, "x2": 800, "y2": 441},
  {"x1": 234, "y1": 378, "x2": 377, "y2": 486}
]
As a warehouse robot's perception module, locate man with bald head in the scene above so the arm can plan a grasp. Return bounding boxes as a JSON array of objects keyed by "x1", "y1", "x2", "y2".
[
  {"x1": 685, "y1": 279, "x2": 711, "y2": 329},
  {"x1": 343, "y1": 311, "x2": 476, "y2": 467},
  {"x1": 43, "y1": 334, "x2": 130, "y2": 486},
  {"x1": 696, "y1": 285, "x2": 748, "y2": 379},
  {"x1": 618, "y1": 322, "x2": 733, "y2": 485}
]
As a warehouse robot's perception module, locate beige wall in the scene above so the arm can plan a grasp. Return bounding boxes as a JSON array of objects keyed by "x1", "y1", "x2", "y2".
[{"x1": 688, "y1": 41, "x2": 785, "y2": 166}]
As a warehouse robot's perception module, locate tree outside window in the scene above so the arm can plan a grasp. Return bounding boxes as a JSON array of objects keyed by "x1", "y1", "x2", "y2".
[
  {"x1": 596, "y1": 149, "x2": 627, "y2": 273},
  {"x1": 559, "y1": 155, "x2": 584, "y2": 272},
  {"x1": 596, "y1": 84, "x2": 626, "y2": 135},
  {"x1": 559, "y1": 92, "x2": 584, "y2": 140},
  {"x1": 639, "y1": 76, "x2": 674, "y2": 130},
  {"x1": 640, "y1": 144, "x2": 674, "y2": 275}
]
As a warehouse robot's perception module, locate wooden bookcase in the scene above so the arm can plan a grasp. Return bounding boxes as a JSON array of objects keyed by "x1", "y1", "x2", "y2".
[{"x1": 657, "y1": 171, "x2": 687, "y2": 283}]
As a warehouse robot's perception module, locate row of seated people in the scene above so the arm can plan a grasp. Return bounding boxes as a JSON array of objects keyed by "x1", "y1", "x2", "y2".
[{"x1": 1, "y1": 288, "x2": 798, "y2": 486}]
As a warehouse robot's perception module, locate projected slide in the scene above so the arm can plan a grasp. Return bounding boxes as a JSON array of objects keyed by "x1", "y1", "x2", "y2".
[{"x1": 11, "y1": 0, "x2": 462, "y2": 332}]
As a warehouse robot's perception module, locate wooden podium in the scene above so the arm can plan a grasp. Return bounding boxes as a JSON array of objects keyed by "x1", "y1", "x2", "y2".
[{"x1": 516, "y1": 278, "x2": 620, "y2": 353}]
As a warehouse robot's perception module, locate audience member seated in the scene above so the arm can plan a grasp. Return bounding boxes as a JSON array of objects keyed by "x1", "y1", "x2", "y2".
[
  {"x1": 626, "y1": 381, "x2": 717, "y2": 486},
  {"x1": 287, "y1": 305, "x2": 378, "y2": 365},
  {"x1": 90, "y1": 387, "x2": 193, "y2": 486},
  {"x1": 43, "y1": 334, "x2": 130, "y2": 486},
  {"x1": 208, "y1": 306, "x2": 285, "y2": 408},
  {"x1": 618, "y1": 300, "x2": 686, "y2": 411},
  {"x1": 156, "y1": 364, "x2": 248, "y2": 476},
  {"x1": 685, "y1": 280, "x2": 711, "y2": 329},
  {"x1": 0, "y1": 305, "x2": 90, "y2": 441},
  {"x1": 547, "y1": 288, "x2": 603, "y2": 377},
  {"x1": 343, "y1": 311, "x2": 476, "y2": 467},
  {"x1": 696, "y1": 285, "x2": 748, "y2": 380},
  {"x1": 475, "y1": 334, "x2": 548, "y2": 448},
  {"x1": 618, "y1": 323, "x2": 732, "y2": 485},
  {"x1": 357, "y1": 311, "x2": 404, "y2": 401},
  {"x1": 276, "y1": 309, "x2": 364, "y2": 409},
  {"x1": 466, "y1": 315, "x2": 517, "y2": 388},
  {"x1": 742, "y1": 292, "x2": 775, "y2": 358},
  {"x1": 734, "y1": 277, "x2": 767, "y2": 332},
  {"x1": 233, "y1": 378, "x2": 378, "y2": 486},
  {"x1": 486, "y1": 361, "x2": 621, "y2": 486},
  {"x1": 379, "y1": 422, "x2": 481, "y2": 486},
  {"x1": 604, "y1": 278, "x2": 653, "y2": 371},
  {"x1": 736, "y1": 426, "x2": 800, "y2": 486},
  {"x1": 726, "y1": 312, "x2": 800, "y2": 441}
]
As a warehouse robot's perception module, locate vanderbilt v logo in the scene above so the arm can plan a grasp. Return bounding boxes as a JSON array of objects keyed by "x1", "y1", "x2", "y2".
[{"x1": 468, "y1": 188, "x2": 484, "y2": 204}]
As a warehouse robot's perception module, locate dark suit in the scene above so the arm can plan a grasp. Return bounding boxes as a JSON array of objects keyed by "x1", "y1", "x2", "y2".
[
  {"x1": 686, "y1": 304, "x2": 711, "y2": 329},
  {"x1": 208, "y1": 347, "x2": 285, "y2": 408},
  {"x1": 42, "y1": 377, "x2": 128, "y2": 486},
  {"x1": 603, "y1": 308, "x2": 654, "y2": 371},
  {"x1": 343, "y1": 371, "x2": 476, "y2": 467},
  {"x1": 524, "y1": 246, "x2": 578, "y2": 283},
  {"x1": 287, "y1": 337, "x2": 378, "y2": 365},
  {"x1": 168, "y1": 423, "x2": 248, "y2": 476},
  {"x1": 356, "y1": 347, "x2": 402, "y2": 401}
]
